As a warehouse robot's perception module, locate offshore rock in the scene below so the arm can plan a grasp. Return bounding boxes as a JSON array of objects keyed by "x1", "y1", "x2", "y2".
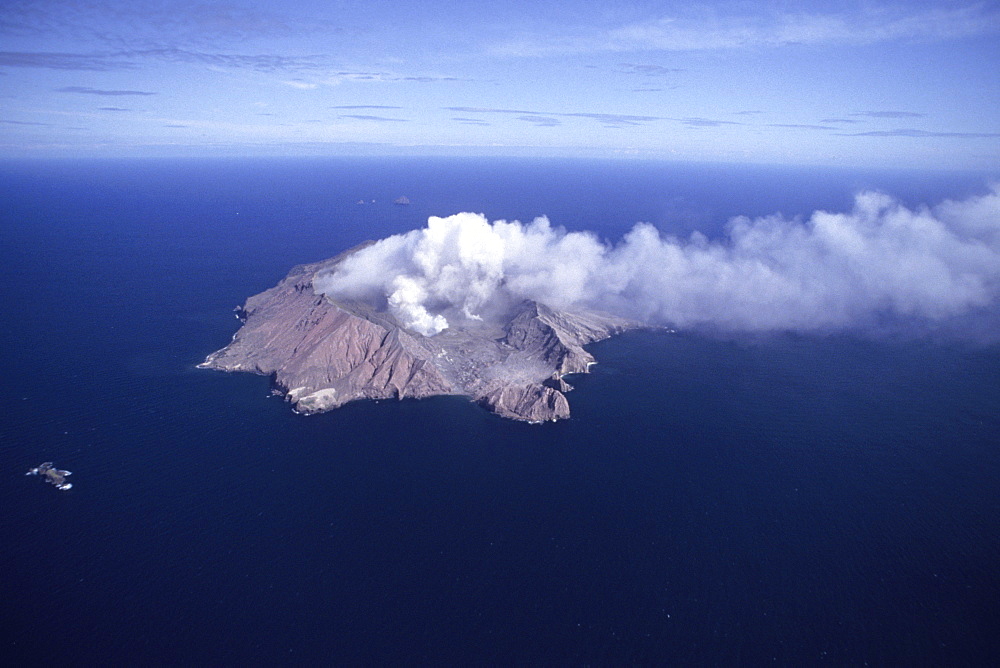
[
  {"x1": 26, "y1": 462, "x2": 72, "y2": 490},
  {"x1": 200, "y1": 245, "x2": 634, "y2": 422}
]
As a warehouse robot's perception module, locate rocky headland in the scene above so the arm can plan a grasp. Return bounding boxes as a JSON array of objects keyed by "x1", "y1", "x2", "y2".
[{"x1": 200, "y1": 245, "x2": 635, "y2": 422}]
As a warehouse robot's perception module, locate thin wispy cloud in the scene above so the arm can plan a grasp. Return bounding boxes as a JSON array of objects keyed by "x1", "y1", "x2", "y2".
[
  {"x1": 0, "y1": 2, "x2": 341, "y2": 51},
  {"x1": 0, "y1": 48, "x2": 330, "y2": 73},
  {"x1": 283, "y1": 80, "x2": 318, "y2": 90},
  {"x1": 567, "y1": 112, "x2": 660, "y2": 127},
  {"x1": 821, "y1": 118, "x2": 865, "y2": 124},
  {"x1": 444, "y1": 107, "x2": 662, "y2": 128},
  {"x1": 493, "y1": 5, "x2": 1000, "y2": 56},
  {"x1": 850, "y1": 111, "x2": 926, "y2": 119},
  {"x1": 325, "y1": 71, "x2": 463, "y2": 85},
  {"x1": 843, "y1": 129, "x2": 1000, "y2": 138},
  {"x1": 446, "y1": 106, "x2": 540, "y2": 115},
  {"x1": 331, "y1": 105, "x2": 404, "y2": 110},
  {"x1": 767, "y1": 124, "x2": 836, "y2": 130},
  {"x1": 444, "y1": 107, "x2": 755, "y2": 130},
  {"x1": 400, "y1": 75, "x2": 461, "y2": 83},
  {"x1": 616, "y1": 63, "x2": 684, "y2": 75},
  {"x1": 0, "y1": 47, "x2": 456, "y2": 84},
  {"x1": 518, "y1": 115, "x2": 561, "y2": 127},
  {"x1": 338, "y1": 114, "x2": 409, "y2": 122},
  {"x1": 98, "y1": 107, "x2": 130, "y2": 111},
  {"x1": 0, "y1": 50, "x2": 136, "y2": 71},
  {"x1": 1, "y1": 119, "x2": 53, "y2": 126},
  {"x1": 56, "y1": 86, "x2": 156, "y2": 96},
  {"x1": 141, "y1": 48, "x2": 329, "y2": 72},
  {"x1": 676, "y1": 117, "x2": 742, "y2": 128}
]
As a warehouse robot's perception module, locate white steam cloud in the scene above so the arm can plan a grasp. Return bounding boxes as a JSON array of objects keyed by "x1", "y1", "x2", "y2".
[{"x1": 314, "y1": 187, "x2": 1000, "y2": 335}]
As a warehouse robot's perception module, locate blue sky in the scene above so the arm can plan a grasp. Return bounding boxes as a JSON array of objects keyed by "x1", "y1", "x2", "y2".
[{"x1": 1, "y1": 0, "x2": 998, "y2": 167}]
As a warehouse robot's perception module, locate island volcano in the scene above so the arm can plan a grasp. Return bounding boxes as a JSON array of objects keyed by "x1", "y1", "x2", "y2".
[{"x1": 200, "y1": 244, "x2": 634, "y2": 422}]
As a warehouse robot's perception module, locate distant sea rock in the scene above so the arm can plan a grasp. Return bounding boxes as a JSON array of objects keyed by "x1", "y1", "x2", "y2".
[{"x1": 200, "y1": 245, "x2": 634, "y2": 422}]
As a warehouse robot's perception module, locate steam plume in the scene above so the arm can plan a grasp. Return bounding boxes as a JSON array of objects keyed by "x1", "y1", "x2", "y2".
[{"x1": 314, "y1": 187, "x2": 1000, "y2": 335}]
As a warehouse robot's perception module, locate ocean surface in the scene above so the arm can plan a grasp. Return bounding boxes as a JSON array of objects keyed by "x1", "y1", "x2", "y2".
[{"x1": 1, "y1": 157, "x2": 998, "y2": 664}]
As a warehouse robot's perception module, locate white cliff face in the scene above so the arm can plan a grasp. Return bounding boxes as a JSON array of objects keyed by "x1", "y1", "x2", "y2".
[{"x1": 200, "y1": 246, "x2": 635, "y2": 422}]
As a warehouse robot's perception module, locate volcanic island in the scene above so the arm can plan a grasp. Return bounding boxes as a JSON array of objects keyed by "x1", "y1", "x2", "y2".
[{"x1": 200, "y1": 244, "x2": 635, "y2": 422}]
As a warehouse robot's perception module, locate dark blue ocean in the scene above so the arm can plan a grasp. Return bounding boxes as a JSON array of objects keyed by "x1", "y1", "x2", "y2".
[{"x1": 2, "y1": 157, "x2": 998, "y2": 664}]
